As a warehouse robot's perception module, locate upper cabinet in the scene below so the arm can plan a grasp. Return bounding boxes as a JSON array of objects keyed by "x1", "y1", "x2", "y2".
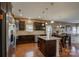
[
  {"x1": 34, "y1": 22, "x2": 46, "y2": 31},
  {"x1": 19, "y1": 21, "x2": 25, "y2": 30}
]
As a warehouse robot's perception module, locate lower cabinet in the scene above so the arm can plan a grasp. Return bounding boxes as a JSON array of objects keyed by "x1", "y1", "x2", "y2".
[
  {"x1": 16, "y1": 35, "x2": 35, "y2": 44},
  {"x1": 38, "y1": 38, "x2": 56, "y2": 57}
]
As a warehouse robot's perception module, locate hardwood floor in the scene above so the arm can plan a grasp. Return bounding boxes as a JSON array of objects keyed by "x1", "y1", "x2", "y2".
[
  {"x1": 16, "y1": 43, "x2": 79, "y2": 57},
  {"x1": 70, "y1": 43, "x2": 79, "y2": 57},
  {"x1": 16, "y1": 43, "x2": 44, "y2": 57}
]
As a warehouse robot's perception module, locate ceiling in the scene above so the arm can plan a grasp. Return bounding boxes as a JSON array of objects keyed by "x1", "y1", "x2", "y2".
[{"x1": 12, "y1": 2, "x2": 79, "y2": 23}]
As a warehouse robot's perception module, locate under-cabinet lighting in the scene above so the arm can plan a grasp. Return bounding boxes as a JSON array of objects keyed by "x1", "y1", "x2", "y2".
[
  {"x1": 42, "y1": 23, "x2": 44, "y2": 26},
  {"x1": 45, "y1": 22, "x2": 48, "y2": 25},
  {"x1": 51, "y1": 21, "x2": 54, "y2": 23}
]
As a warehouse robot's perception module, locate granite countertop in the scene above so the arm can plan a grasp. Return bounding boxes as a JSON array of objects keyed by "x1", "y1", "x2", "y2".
[
  {"x1": 38, "y1": 36, "x2": 61, "y2": 40},
  {"x1": 16, "y1": 31, "x2": 45, "y2": 36}
]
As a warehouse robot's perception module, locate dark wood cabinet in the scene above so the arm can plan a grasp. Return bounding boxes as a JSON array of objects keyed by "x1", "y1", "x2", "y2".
[
  {"x1": 16, "y1": 35, "x2": 35, "y2": 44},
  {"x1": 19, "y1": 21, "x2": 25, "y2": 30},
  {"x1": 38, "y1": 38, "x2": 56, "y2": 57},
  {"x1": 34, "y1": 22, "x2": 45, "y2": 31}
]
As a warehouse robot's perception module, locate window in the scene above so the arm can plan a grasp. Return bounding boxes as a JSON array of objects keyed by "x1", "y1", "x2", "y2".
[
  {"x1": 72, "y1": 26, "x2": 76, "y2": 34},
  {"x1": 77, "y1": 26, "x2": 79, "y2": 34},
  {"x1": 66, "y1": 26, "x2": 72, "y2": 34}
]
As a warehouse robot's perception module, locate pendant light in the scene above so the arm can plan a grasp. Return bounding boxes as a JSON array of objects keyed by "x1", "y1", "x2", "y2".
[{"x1": 18, "y1": 9, "x2": 23, "y2": 17}]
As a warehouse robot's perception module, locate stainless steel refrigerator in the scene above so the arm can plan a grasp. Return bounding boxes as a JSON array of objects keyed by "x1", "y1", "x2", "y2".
[{"x1": 6, "y1": 12, "x2": 16, "y2": 57}]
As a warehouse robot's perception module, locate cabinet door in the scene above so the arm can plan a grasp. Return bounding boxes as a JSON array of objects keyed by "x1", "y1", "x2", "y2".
[
  {"x1": 19, "y1": 21, "x2": 25, "y2": 30},
  {"x1": 34, "y1": 22, "x2": 45, "y2": 30}
]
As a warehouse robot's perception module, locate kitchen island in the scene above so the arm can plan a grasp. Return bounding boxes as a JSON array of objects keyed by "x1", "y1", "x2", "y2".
[{"x1": 38, "y1": 36, "x2": 61, "y2": 57}]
